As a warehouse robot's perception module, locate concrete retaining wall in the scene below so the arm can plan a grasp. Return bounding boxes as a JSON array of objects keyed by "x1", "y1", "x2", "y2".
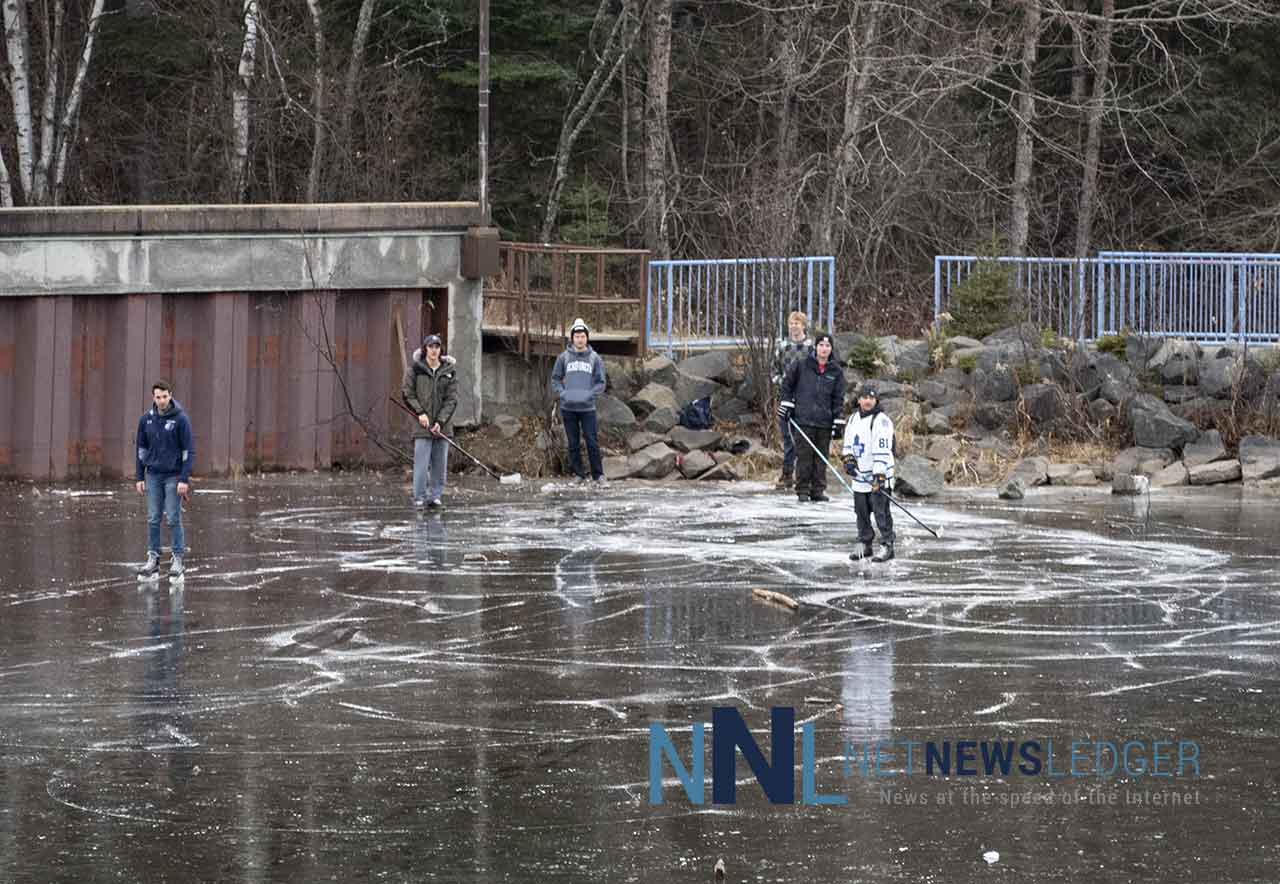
[{"x1": 0, "y1": 203, "x2": 484, "y2": 479}]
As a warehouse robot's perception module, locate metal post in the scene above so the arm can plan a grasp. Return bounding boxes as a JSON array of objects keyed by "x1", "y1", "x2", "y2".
[{"x1": 478, "y1": 0, "x2": 490, "y2": 224}]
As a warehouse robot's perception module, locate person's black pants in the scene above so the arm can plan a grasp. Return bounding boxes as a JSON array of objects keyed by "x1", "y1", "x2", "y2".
[
  {"x1": 854, "y1": 490, "x2": 895, "y2": 544},
  {"x1": 793, "y1": 424, "x2": 831, "y2": 499},
  {"x1": 562, "y1": 409, "x2": 603, "y2": 479}
]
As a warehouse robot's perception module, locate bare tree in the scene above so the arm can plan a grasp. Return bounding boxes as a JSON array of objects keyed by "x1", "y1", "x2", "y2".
[
  {"x1": 1073, "y1": 0, "x2": 1113, "y2": 258},
  {"x1": 540, "y1": 0, "x2": 639, "y2": 242},
  {"x1": 1009, "y1": 0, "x2": 1043, "y2": 257},
  {"x1": 643, "y1": 0, "x2": 672, "y2": 259},
  {"x1": 2, "y1": 0, "x2": 106, "y2": 206},
  {"x1": 229, "y1": 0, "x2": 259, "y2": 202},
  {"x1": 304, "y1": 0, "x2": 325, "y2": 202},
  {"x1": 335, "y1": 0, "x2": 378, "y2": 172}
]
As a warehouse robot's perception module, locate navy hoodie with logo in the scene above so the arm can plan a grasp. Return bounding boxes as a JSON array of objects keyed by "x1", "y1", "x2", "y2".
[
  {"x1": 550, "y1": 344, "x2": 607, "y2": 413},
  {"x1": 135, "y1": 400, "x2": 194, "y2": 482}
]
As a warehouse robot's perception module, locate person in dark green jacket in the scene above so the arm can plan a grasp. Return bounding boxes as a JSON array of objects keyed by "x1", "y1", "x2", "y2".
[{"x1": 401, "y1": 334, "x2": 458, "y2": 508}]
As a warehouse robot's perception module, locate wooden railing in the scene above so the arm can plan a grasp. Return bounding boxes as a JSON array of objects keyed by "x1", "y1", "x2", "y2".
[{"x1": 483, "y1": 243, "x2": 650, "y2": 357}]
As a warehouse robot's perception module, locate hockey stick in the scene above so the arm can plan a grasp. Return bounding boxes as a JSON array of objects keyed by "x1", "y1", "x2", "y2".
[{"x1": 389, "y1": 397, "x2": 522, "y2": 484}]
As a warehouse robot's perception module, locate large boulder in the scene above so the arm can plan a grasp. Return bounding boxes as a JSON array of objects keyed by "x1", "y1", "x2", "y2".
[
  {"x1": 1149, "y1": 339, "x2": 1201, "y2": 385},
  {"x1": 973, "y1": 402, "x2": 1014, "y2": 430},
  {"x1": 1112, "y1": 446, "x2": 1176, "y2": 478},
  {"x1": 602, "y1": 455, "x2": 634, "y2": 480},
  {"x1": 1150, "y1": 461, "x2": 1189, "y2": 487},
  {"x1": 1188, "y1": 459, "x2": 1241, "y2": 486},
  {"x1": 1021, "y1": 384, "x2": 1062, "y2": 427},
  {"x1": 667, "y1": 426, "x2": 724, "y2": 453},
  {"x1": 1239, "y1": 435, "x2": 1280, "y2": 481},
  {"x1": 1198, "y1": 354, "x2": 1265, "y2": 400},
  {"x1": 1080, "y1": 353, "x2": 1135, "y2": 400},
  {"x1": 895, "y1": 341, "x2": 931, "y2": 379},
  {"x1": 675, "y1": 369, "x2": 723, "y2": 407},
  {"x1": 1008, "y1": 456, "x2": 1050, "y2": 487},
  {"x1": 1127, "y1": 394, "x2": 1197, "y2": 449},
  {"x1": 915, "y1": 378, "x2": 959, "y2": 407},
  {"x1": 1089, "y1": 398, "x2": 1117, "y2": 425},
  {"x1": 596, "y1": 394, "x2": 637, "y2": 429},
  {"x1": 678, "y1": 351, "x2": 736, "y2": 384},
  {"x1": 1126, "y1": 335, "x2": 1162, "y2": 368},
  {"x1": 642, "y1": 406, "x2": 680, "y2": 434},
  {"x1": 1182, "y1": 430, "x2": 1227, "y2": 469},
  {"x1": 1162, "y1": 385, "x2": 1199, "y2": 405},
  {"x1": 924, "y1": 412, "x2": 953, "y2": 435},
  {"x1": 998, "y1": 476, "x2": 1026, "y2": 500},
  {"x1": 628, "y1": 383, "x2": 678, "y2": 418},
  {"x1": 976, "y1": 368, "x2": 1018, "y2": 403},
  {"x1": 642, "y1": 355, "x2": 678, "y2": 388},
  {"x1": 629, "y1": 442, "x2": 679, "y2": 479},
  {"x1": 677, "y1": 449, "x2": 717, "y2": 478},
  {"x1": 884, "y1": 400, "x2": 924, "y2": 432},
  {"x1": 608, "y1": 360, "x2": 645, "y2": 402},
  {"x1": 895, "y1": 454, "x2": 945, "y2": 497},
  {"x1": 1112, "y1": 473, "x2": 1150, "y2": 495},
  {"x1": 626, "y1": 430, "x2": 665, "y2": 453}
]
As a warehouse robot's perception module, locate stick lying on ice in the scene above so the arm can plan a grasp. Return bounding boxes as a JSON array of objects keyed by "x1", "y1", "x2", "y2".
[{"x1": 751, "y1": 588, "x2": 799, "y2": 611}]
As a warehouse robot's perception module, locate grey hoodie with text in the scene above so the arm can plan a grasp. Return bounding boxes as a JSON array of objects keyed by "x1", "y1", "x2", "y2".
[{"x1": 550, "y1": 345, "x2": 607, "y2": 413}]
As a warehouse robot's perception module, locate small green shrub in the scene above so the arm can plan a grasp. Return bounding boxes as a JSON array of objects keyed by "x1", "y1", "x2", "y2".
[
  {"x1": 1015, "y1": 362, "x2": 1038, "y2": 386},
  {"x1": 957, "y1": 354, "x2": 978, "y2": 374},
  {"x1": 949, "y1": 241, "x2": 1022, "y2": 339},
  {"x1": 1096, "y1": 333, "x2": 1128, "y2": 359},
  {"x1": 848, "y1": 337, "x2": 886, "y2": 374},
  {"x1": 1040, "y1": 327, "x2": 1063, "y2": 350}
]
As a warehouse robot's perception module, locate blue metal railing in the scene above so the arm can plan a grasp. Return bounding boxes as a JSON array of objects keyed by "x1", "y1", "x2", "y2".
[
  {"x1": 934, "y1": 252, "x2": 1280, "y2": 343},
  {"x1": 646, "y1": 256, "x2": 836, "y2": 354}
]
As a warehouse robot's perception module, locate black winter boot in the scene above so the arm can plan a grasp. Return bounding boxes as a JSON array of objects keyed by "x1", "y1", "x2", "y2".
[
  {"x1": 872, "y1": 542, "x2": 895, "y2": 563},
  {"x1": 775, "y1": 470, "x2": 793, "y2": 490}
]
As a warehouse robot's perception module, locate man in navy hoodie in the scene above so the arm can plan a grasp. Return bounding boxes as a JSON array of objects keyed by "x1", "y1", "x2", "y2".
[
  {"x1": 550, "y1": 318, "x2": 608, "y2": 484},
  {"x1": 134, "y1": 381, "x2": 195, "y2": 578}
]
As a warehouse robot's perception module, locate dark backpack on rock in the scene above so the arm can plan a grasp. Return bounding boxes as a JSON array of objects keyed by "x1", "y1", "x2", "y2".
[{"x1": 679, "y1": 396, "x2": 713, "y2": 430}]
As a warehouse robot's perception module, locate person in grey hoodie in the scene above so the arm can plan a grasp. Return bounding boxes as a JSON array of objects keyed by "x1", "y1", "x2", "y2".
[
  {"x1": 550, "y1": 318, "x2": 607, "y2": 484},
  {"x1": 401, "y1": 334, "x2": 458, "y2": 508}
]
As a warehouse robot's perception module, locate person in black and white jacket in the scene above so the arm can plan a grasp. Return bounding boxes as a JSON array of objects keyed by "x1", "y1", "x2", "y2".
[
  {"x1": 778, "y1": 332, "x2": 845, "y2": 503},
  {"x1": 842, "y1": 383, "x2": 896, "y2": 562}
]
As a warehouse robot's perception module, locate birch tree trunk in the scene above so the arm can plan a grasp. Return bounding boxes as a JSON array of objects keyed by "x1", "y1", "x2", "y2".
[
  {"x1": 0, "y1": 149, "x2": 12, "y2": 206},
  {"x1": 1009, "y1": 0, "x2": 1042, "y2": 257},
  {"x1": 539, "y1": 0, "x2": 637, "y2": 242},
  {"x1": 812, "y1": 0, "x2": 883, "y2": 256},
  {"x1": 643, "y1": 0, "x2": 673, "y2": 259},
  {"x1": 3, "y1": 0, "x2": 36, "y2": 201},
  {"x1": 229, "y1": 0, "x2": 259, "y2": 203},
  {"x1": 32, "y1": 0, "x2": 64, "y2": 205},
  {"x1": 305, "y1": 0, "x2": 325, "y2": 203},
  {"x1": 1074, "y1": 0, "x2": 1114, "y2": 259},
  {"x1": 50, "y1": 0, "x2": 105, "y2": 205}
]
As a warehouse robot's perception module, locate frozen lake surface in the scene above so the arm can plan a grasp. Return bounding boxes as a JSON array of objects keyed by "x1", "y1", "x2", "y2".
[{"x1": 1, "y1": 476, "x2": 1277, "y2": 882}]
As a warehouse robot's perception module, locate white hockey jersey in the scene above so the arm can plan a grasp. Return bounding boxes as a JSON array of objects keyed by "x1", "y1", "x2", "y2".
[{"x1": 841, "y1": 407, "x2": 895, "y2": 493}]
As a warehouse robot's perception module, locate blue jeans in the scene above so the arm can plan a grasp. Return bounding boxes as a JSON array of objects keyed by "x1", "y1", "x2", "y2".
[
  {"x1": 779, "y1": 413, "x2": 796, "y2": 474},
  {"x1": 562, "y1": 409, "x2": 602, "y2": 479},
  {"x1": 413, "y1": 437, "x2": 449, "y2": 502},
  {"x1": 146, "y1": 473, "x2": 184, "y2": 556}
]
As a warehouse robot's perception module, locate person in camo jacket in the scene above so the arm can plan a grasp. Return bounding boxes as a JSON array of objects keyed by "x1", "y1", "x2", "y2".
[{"x1": 770, "y1": 311, "x2": 812, "y2": 490}]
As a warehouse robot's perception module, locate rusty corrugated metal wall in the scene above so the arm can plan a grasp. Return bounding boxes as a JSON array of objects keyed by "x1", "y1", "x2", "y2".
[{"x1": 0, "y1": 290, "x2": 423, "y2": 480}]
